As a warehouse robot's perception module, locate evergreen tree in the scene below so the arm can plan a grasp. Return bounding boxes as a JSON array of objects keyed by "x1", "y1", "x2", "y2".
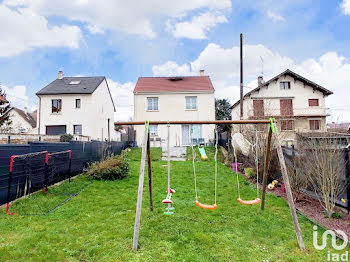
[
  {"x1": 215, "y1": 98, "x2": 231, "y2": 132},
  {"x1": 0, "y1": 86, "x2": 12, "y2": 129}
]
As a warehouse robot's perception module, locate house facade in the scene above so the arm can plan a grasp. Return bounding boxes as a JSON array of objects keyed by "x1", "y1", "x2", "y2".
[
  {"x1": 36, "y1": 71, "x2": 118, "y2": 141},
  {"x1": 133, "y1": 75, "x2": 215, "y2": 147},
  {"x1": 231, "y1": 69, "x2": 333, "y2": 144},
  {"x1": 8, "y1": 107, "x2": 36, "y2": 133}
]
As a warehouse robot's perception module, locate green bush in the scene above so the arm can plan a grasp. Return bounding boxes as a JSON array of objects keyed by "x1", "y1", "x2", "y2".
[
  {"x1": 60, "y1": 133, "x2": 73, "y2": 142},
  {"x1": 244, "y1": 168, "x2": 255, "y2": 178},
  {"x1": 331, "y1": 212, "x2": 343, "y2": 219},
  {"x1": 87, "y1": 154, "x2": 129, "y2": 180}
]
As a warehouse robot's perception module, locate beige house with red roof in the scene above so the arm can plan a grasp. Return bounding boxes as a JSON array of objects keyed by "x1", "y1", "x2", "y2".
[
  {"x1": 230, "y1": 69, "x2": 333, "y2": 144},
  {"x1": 133, "y1": 73, "x2": 215, "y2": 147}
]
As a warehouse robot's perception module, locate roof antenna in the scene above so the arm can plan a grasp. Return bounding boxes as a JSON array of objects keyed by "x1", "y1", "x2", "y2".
[{"x1": 260, "y1": 56, "x2": 264, "y2": 77}]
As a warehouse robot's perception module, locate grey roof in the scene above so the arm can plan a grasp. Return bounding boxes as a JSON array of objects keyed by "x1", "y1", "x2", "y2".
[
  {"x1": 230, "y1": 69, "x2": 333, "y2": 110},
  {"x1": 36, "y1": 76, "x2": 116, "y2": 112},
  {"x1": 36, "y1": 76, "x2": 105, "y2": 95}
]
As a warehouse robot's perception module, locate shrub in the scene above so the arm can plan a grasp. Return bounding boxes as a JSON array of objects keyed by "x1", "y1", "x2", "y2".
[
  {"x1": 60, "y1": 133, "x2": 73, "y2": 142},
  {"x1": 331, "y1": 212, "x2": 343, "y2": 219},
  {"x1": 87, "y1": 154, "x2": 129, "y2": 180},
  {"x1": 244, "y1": 168, "x2": 255, "y2": 178}
]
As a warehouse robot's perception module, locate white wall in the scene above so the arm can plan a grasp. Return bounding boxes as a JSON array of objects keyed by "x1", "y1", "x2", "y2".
[
  {"x1": 9, "y1": 110, "x2": 34, "y2": 133},
  {"x1": 37, "y1": 79, "x2": 118, "y2": 141},
  {"x1": 134, "y1": 92, "x2": 215, "y2": 147}
]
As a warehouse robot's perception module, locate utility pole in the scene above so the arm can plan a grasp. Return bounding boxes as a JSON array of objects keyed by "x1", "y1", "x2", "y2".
[{"x1": 240, "y1": 33, "x2": 244, "y2": 131}]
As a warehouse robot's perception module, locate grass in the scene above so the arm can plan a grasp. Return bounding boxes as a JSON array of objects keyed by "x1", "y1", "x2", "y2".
[{"x1": 0, "y1": 147, "x2": 348, "y2": 261}]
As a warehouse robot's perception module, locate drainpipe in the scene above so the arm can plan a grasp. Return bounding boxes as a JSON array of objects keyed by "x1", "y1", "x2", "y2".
[
  {"x1": 108, "y1": 118, "x2": 111, "y2": 142},
  {"x1": 38, "y1": 96, "x2": 41, "y2": 135}
]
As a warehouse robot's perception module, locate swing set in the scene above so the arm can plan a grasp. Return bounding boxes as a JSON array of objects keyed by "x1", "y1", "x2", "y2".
[{"x1": 115, "y1": 119, "x2": 305, "y2": 251}]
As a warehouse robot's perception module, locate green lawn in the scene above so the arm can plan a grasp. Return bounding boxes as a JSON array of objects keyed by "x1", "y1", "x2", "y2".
[{"x1": 0, "y1": 147, "x2": 347, "y2": 261}]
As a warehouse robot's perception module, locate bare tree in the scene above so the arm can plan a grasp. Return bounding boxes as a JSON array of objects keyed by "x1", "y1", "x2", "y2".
[
  {"x1": 286, "y1": 154, "x2": 309, "y2": 202},
  {"x1": 299, "y1": 138, "x2": 347, "y2": 217}
]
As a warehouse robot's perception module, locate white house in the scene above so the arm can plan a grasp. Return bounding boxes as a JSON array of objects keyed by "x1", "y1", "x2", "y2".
[
  {"x1": 230, "y1": 69, "x2": 333, "y2": 144},
  {"x1": 36, "y1": 71, "x2": 118, "y2": 141},
  {"x1": 8, "y1": 107, "x2": 36, "y2": 133},
  {"x1": 133, "y1": 73, "x2": 215, "y2": 147}
]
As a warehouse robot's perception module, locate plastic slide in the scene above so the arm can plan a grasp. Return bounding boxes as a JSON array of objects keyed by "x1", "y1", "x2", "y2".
[{"x1": 198, "y1": 146, "x2": 208, "y2": 160}]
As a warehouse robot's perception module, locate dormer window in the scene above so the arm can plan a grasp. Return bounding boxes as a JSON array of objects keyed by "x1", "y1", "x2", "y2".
[
  {"x1": 280, "y1": 81, "x2": 291, "y2": 89},
  {"x1": 69, "y1": 80, "x2": 81, "y2": 85}
]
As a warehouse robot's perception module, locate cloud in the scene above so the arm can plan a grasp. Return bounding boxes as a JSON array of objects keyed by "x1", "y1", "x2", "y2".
[
  {"x1": 86, "y1": 24, "x2": 104, "y2": 35},
  {"x1": 3, "y1": 0, "x2": 231, "y2": 39},
  {"x1": 267, "y1": 10, "x2": 286, "y2": 22},
  {"x1": 0, "y1": 4, "x2": 82, "y2": 57},
  {"x1": 107, "y1": 79, "x2": 135, "y2": 121},
  {"x1": 1, "y1": 84, "x2": 35, "y2": 111},
  {"x1": 341, "y1": 0, "x2": 350, "y2": 14},
  {"x1": 169, "y1": 12, "x2": 228, "y2": 39},
  {"x1": 153, "y1": 43, "x2": 350, "y2": 121},
  {"x1": 152, "y1": 61, "x2": 192, "y2": 76}
]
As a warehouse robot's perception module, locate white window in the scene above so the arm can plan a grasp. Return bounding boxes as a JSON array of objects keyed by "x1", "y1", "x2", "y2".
[
  {"x1": 52, "y1": 99, "x2": 62, "y2": 113},
  {"x1": 280, "y1": 82, "x2": 291, "y2": 89},
  {"x1": 73, "y1": 125, "x2": 82, "y2": 135},
  {"x1": 149, "y1": 125, "x2": 158, "y2": 136},
  {"x1": 76, "y1": 99, "x2": 81, "y2": 108},
  {"x1": 185, "y1": 96, "x2": 197, "y2": 110},
  {"x1": 147, "y1": 97, "x2": 158, "y2": 111}
]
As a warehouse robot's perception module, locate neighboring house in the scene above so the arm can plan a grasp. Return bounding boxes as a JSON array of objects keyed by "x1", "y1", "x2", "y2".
[
  {"x1": 36, "y1": 71, "x2": 117, "y2": 141},
  {"x1": 327, "y1": 122, "x2": 350, "y2": 133},
  {"x1": 133, "y1": 72, "x2": 215, "y2": 147},
  {"x1": 230, "y1": 69, "x2": 333, "y2": 144},
  {"x1": 0, "y1": 95, "x2": 7, "y2": 103},
  {"x1": 8, "y1": 107, "x2": 36, "y2": 133},
  {"x1": 31, "y1": 110, "x2": 37, "y2": 124}
]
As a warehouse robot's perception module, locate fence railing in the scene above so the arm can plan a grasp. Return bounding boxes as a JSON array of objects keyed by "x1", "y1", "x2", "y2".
[{"x1": 0, "y1": 140, "x2": 129, "y2": 206}]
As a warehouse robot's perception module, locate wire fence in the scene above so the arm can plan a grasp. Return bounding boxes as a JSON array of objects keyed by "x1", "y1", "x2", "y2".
[{"x1": 0, "y1": 140, "x2": 129, "y2": 206}]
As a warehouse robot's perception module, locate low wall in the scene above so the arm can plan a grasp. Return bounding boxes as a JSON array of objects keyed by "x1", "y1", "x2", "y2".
[{"x1": 0, "y1": 134, "x2": 90, "y2": 144}]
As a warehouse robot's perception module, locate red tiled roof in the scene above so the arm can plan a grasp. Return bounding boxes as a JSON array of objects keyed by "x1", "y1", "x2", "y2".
[{"x1": 134, "y1": 76, "x2": 215, "y2": 93}]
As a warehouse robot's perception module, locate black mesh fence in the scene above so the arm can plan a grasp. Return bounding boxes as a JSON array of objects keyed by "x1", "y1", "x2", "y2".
[
  {"x1": 0, "y1": 140, "x2": 129, "y2": 206},
  {"x1": 283, "y1": 146, "x2": 350, "y2": 213}
]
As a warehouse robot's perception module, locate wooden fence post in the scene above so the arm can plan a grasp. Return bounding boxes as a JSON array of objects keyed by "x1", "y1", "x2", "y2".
[
  {"x1": 147, "y1": 132, "x2": 153, "y2": 211},
  {"x1": 260, "y1": 126, "x2": 273, "y2": 210},
  {"x1": 132, "y1": 124, "x2": 149, "y2": 250},
  {"x1": 274, "y1": 126, "x2": 305, "y2": 250}
]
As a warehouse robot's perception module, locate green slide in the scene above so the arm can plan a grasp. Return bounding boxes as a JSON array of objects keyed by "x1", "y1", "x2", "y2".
[{"x1": 198, "y1": 146, "x2": 208, "y2": 160}]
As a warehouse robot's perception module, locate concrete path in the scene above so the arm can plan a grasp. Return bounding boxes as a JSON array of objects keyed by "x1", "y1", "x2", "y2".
[{"x1": 161, "y1": 146, "x2": 187, "y2": 161}]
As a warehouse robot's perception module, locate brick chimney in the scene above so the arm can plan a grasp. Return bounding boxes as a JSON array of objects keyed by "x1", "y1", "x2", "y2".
[
  {"x1": 258, "y1": 76, "x2": 263, "y2": 86},
  {"x1": 58, "y1": 70, "x2": 64, "y2": 80},
  {"x1": 200, "y1": 69, "x2": 205, "y2": 76}
]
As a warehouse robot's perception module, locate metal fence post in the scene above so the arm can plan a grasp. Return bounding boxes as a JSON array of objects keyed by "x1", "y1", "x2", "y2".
[
  {"x1": 344, "y1": 147, "x2": 350, "y2": 213},
  {"x1": 68, "y1": 150, "x2": 72, "y2": 183}
]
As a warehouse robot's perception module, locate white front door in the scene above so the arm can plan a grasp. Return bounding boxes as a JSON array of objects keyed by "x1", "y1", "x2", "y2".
[
  {"x1": 182, "y1": 124, "x2": 202, "y2": 145},
  {"x1": 182, "y1": 125, "x2": 190, "y2": 145}
]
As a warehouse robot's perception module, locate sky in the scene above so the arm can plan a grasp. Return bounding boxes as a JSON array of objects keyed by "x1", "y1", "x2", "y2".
[{"x1": 0, "y1": 0, "x2": 350, "y2": 122}]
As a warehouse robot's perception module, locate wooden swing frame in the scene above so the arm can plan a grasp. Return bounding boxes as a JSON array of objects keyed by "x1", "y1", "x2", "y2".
[{"x1": 121, "y1": 119, "x2": 305, "y2": 251}]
